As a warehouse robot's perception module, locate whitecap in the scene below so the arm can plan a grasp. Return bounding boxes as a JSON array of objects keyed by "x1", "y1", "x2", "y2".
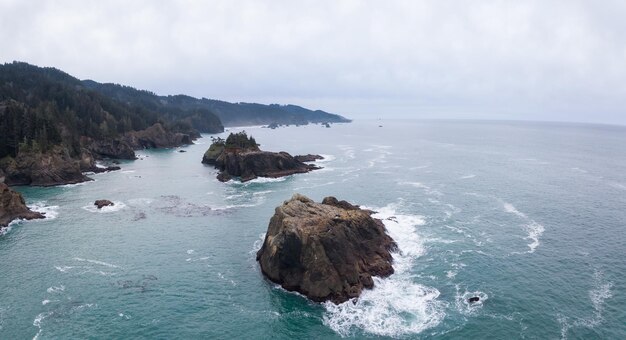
[
  {"x1": 315, "y1": 154, "x2": 335, "y2": 163},
  {"x1": 73, "y1": 257, "x2": 119, "y2": 268},
  {"x1": 503, "y1": 202, "x2": 545, "y2": 254},
  {"x1": 558, "y1": 270, "x2": 613, "y2": 338},
  {"x1": 46, "y1": 285, "x2": 65, "y2": 293},
  {"x1": 82, "y1": 201, "x2": 127, "y2": 213},
  {"x1": 502, "y1": 202, "x2": 527, "y2": 219},
  {"x1": 460, "y1": 174, "x2": 476, "y2": 179},
  {"x1": 243, "y1": 177, "x2": 287, "y2": 184},
  {"x1": 28, "y1": 202, "x2": 59, "y2": 220},
  {"x1": 187, "y1": 249, "x2": 195, "y2": 254},
  {"x1": 322, "y1": 203, "x2": 445, "y2": 337},
  {"x1": 121, "y1": 170, "x2": 136, "y2": 174}
]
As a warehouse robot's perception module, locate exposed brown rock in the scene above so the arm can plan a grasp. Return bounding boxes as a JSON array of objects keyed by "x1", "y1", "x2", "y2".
[
  {"x1": 0, "y1": 182, "x2": 44, "y2": 229},
  {"x1": 256, "y1": 194, "x2": 397, "y2": 304}
]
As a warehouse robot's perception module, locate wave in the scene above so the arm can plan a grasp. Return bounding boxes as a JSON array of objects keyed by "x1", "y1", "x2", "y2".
[
  {"x1": 502, "y1": 202, "x2": 545, "y2": 254},
  {"x1": 460, "y1": 174, "x2": 476, "y2": 179},
  {"x1": 82, "y1": 201, "x2": 127, "y2": 213},
  {"x1": 315, "y1": 154, "x2": 335, "y2": 163},
  {"x1": 322, "y1": 203, "x2": 445, "y2": 337},
  {"x1": 29, "y1": 202, "x2": 60, "y2": 220},
  {"x1": 46, "y1": 285, "x2": 65, "y2": 293},
  {"x1": 73, "y1": 257, "x2": 119, "y2": 268},
  {"x1": 558, "y1": 270, "x2": 613, "y2": 339}
]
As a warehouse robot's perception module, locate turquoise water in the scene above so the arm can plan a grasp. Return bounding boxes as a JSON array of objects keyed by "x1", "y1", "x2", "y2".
[{"x1": 1, "y1": 120, "x2": 625, "y2": 339}]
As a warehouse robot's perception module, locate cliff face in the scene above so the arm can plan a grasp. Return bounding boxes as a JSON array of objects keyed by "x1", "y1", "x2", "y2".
[
  {"x1": 256, "y1": 194, "x2": 397, "y2": 304},
  {"x1": 0, "y1": 146, "x2": 91, "y2": 186},
  {"x1": 0, "y1": 182, "x2": 44, "y2": 229},
  {"x1": 123, "y1": 123, "x2": 194, "y2": 149}
]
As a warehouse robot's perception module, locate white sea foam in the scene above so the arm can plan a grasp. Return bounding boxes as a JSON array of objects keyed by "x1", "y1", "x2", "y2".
[
  {"x1": 127, "y1": 198, "x2": 153, "y2": 206},
  {"x1": 455, "y1": 285, "x2": 489, "y2": 315},
  {"x1": 121, "y1": 170, "x2": 136, "y2": 173},
  {"x1": 460, "y1": 174, "x2": 476, "y2": 179},
  {"x1": 59, "y1": 181, "x2": 90, "y2": 188},
  {"x1": 503, "y1": 202, "x2": 545, "y2": 254},
  {"x1": 315, "y1": 154, "x2": 335, "y2": 163},
  {"x1": 82, "y1": 201, "x2": 127, "y2": 213},
  {"x1": 558, "y1": 270, "x2": 613, "y2": 339},
  {"x1": 46, "y1": 285, "x2": 65, "y2": 293},
  {"x1": 28, "y1": 202, "x2": 60, "y2": 220},
  {"x1": 41, "y1": 300, "x2": 53, "y2": 306},
  {"x1": 187, "y1": 249, "x2": 195, "y2": 254},
  {"x1": 322, "y1": 203, "x2": 445, "y2": 337},
  {"x1": 244, "y1": 177, "x2": 287, "y2": 184},
  {"x1": 73, "y1": 257, "x2": 119, "y2": 268}
]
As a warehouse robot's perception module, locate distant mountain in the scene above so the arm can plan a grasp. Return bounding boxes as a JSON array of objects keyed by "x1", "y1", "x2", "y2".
[{"x1": 81, "y1": 82, "x2": 351, "y2": 127}]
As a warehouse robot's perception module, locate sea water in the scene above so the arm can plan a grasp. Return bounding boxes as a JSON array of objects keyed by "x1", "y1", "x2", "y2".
[{"x1": 1, "y1": 120, "x2": 625, "y2": 339}]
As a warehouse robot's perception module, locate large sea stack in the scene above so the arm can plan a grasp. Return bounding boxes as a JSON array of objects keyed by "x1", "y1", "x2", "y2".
[
  {"x1": 256, "y1": 194, "x2": 397, "y2": 304},
  {"x1": 0, "y1": 182, "x2": 44, "y2": 230},
  {"x1": 202, "y1": 132, "x2": 322, "y2": 182}
]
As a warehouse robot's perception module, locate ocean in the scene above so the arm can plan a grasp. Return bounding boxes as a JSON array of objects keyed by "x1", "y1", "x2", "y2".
[{"x1": 1, "y1": 120, "x2": 624, "y2": 339}]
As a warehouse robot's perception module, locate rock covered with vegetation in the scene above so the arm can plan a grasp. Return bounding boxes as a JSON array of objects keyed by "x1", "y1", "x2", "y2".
[
  {"x1": 256, "y1": 194, "x2": 397, "y2": 304},
  {"x1": 202, "y1": 132, "x2": 321, "y2": 182},
  {"x1": 0, "y1": 182, "x2": 44, "y2": 230}
]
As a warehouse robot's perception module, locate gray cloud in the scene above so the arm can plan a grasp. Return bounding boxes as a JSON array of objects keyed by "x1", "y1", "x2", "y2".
[{"x1": 1, "y1": 0, "x2": 625, "y2": 124}]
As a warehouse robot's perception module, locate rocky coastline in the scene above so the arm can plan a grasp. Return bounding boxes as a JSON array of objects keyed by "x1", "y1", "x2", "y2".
[
  {"x1": 256, "y1": 194, "x2": 397, "y2": 304},
  {"x1": 0, "y1": 123, "x2": 196, "y2": 187}
]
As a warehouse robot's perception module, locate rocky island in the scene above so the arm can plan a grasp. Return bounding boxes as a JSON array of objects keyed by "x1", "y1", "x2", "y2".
[
  {"x1": 202, "y1": 132, "x2": 323, "y2": 182},
  {"x1": 0, "y1": 182, "x2": 44, "y2": 231},
  {"x1": 256, "y1": 194, "x2": 397, "y2": 304}
]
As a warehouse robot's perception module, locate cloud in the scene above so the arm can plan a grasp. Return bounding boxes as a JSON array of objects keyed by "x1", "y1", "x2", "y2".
[{"x1": 1, "y1": 0, "x2": 625, "y2": 123}]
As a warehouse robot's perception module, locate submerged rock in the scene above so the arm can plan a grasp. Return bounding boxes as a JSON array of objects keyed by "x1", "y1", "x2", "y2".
[
  {"x1": 94, "y1": 200, "x2": 114, "y2": 209},
  {"x1": 202, "y1": 132, "x2": 320, "y2": 182},
  {"x1": 256, "y1": 194, "x2": 397, "y2": 304},
  {"x1": 0, "y1": 182, "x2": 44, "y2": 229},
  {"x1": 469, "y1": 296, "x2": 480, "y2": 303}
]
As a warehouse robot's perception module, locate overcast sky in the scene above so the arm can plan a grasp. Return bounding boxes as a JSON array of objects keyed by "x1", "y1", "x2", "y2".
[{"x1": 1, "y1": 0, "x2": 626, "y2": 124}]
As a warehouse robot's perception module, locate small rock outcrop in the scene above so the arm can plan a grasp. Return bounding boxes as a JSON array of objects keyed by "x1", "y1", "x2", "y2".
[
  {"x1": 293, "y1": 154, "x2": 324, "y2": 163},
  {"x1": 202, "y1": 132, "x2": 320, "y2": 182},
  {"x1": 0, "y1": 182, "x2": 44, "y2": 229},
  {"x1": 256, "y1": 194, "x2": 397, "y2": 304},
  {"x1": 94, "y1": 200, "x2": 114, "y2": 209}
]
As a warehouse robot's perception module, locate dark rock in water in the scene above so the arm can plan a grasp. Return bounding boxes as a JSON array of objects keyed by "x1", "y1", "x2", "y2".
[
  {"x1": 294, "y1": 154, "x2": 324, "y2": 163},
  {"x1": 323, "y1": 122, "x2": 331, "y2": 128},
  {"x1": 469, "y1": 296, "x2": 480, "y2": 303},
  {"x1": 203, "y1": 132, "x2": 321, "y2": 182},
  {"x1": 94, "y1": 200, "x2": 114, "y2": 209},
  {"x1": 178, "y1": 150, "x2": 187, "y2": 153},
  {"x1": 0, "y1": 182, "x2": 44, "y2": 229},
  {"x1": 0, "y1": 146, "x2": 92, "y2": 186},
  {"x1": 256, "y1": 194, "x2": 397, "y2": 304},
  {"x1": 266, "y1": 122, "x2": 279, "y2": 129}
]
